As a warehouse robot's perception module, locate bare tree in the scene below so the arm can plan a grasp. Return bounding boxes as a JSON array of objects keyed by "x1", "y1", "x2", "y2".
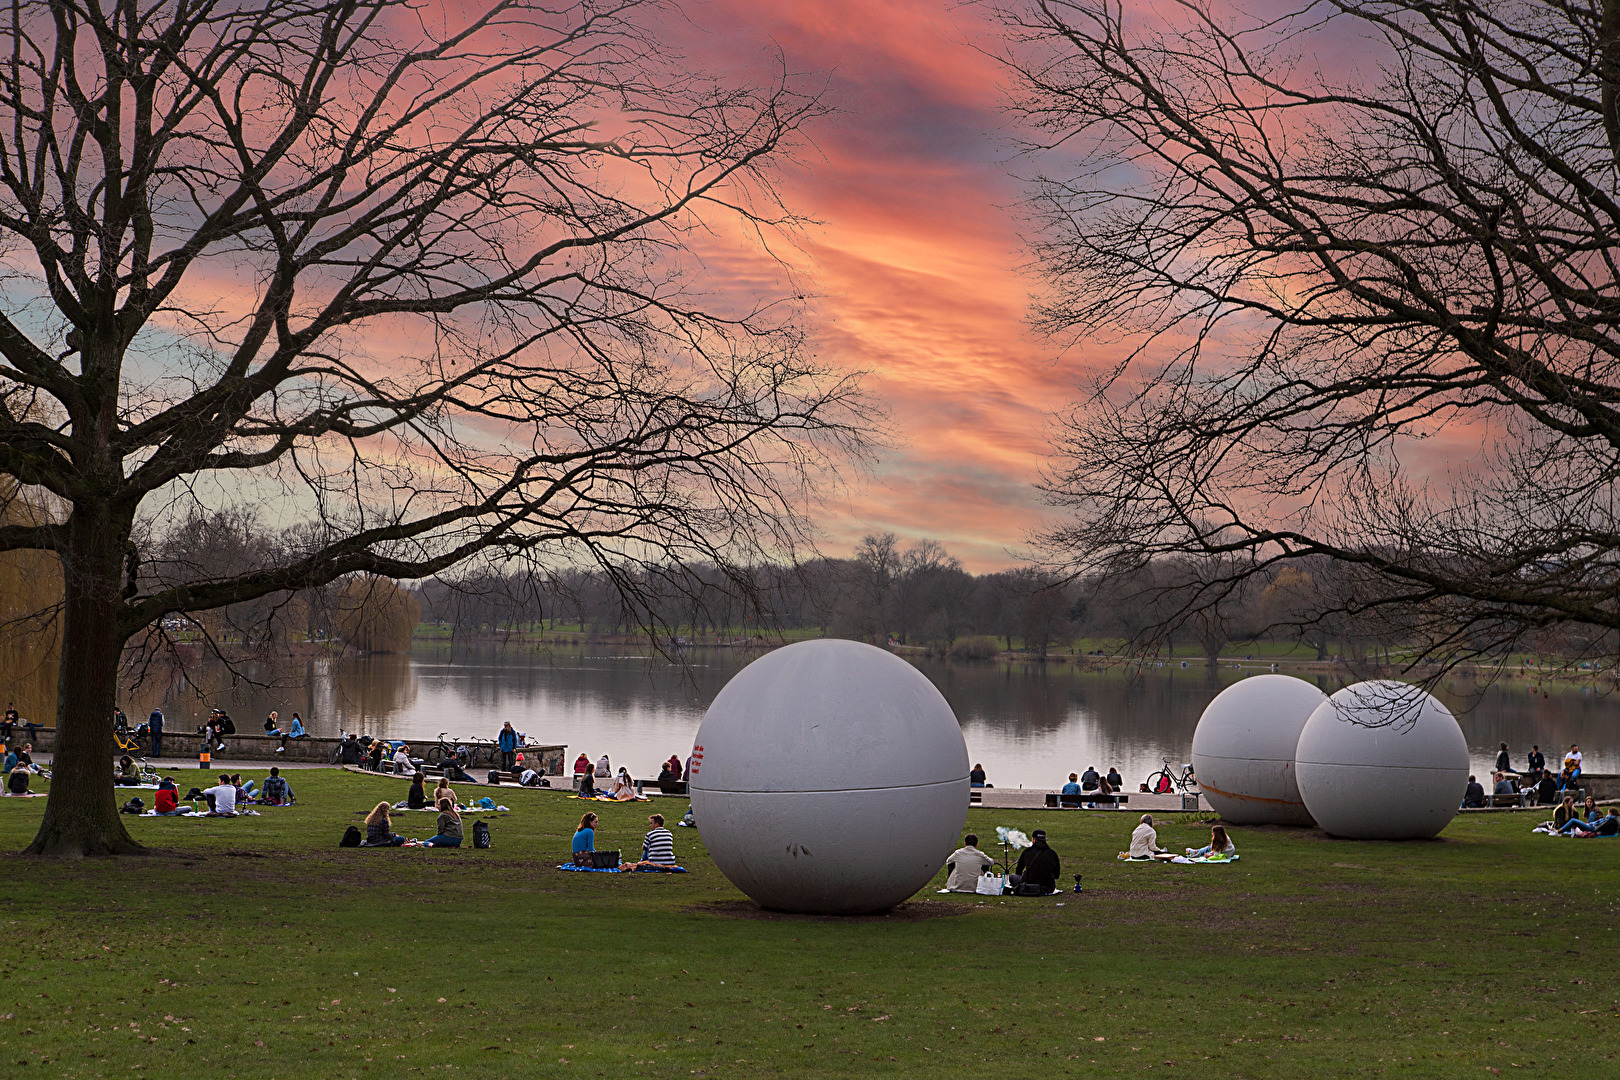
[
  {"x1": 996, "y1": 0, "x2": 1620, "y2": 667},
  {"x1": 0, "y1": 0, "x2": 867, "y2": 855}
]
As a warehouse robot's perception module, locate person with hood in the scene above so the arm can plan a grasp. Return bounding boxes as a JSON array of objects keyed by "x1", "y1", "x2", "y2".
[
  {"x1": 497, "y1": 722, "x2": 520, "y2": 772},
  {"x1": 1012, "y1": 830, "x2": 1060, "y2": 894},
  {"x1": 338, "y1": 733, "x2": 364, "y2": 765},
  {"x1": 573, "y1": 752, "x2": 592, "y2": 776},
  {"x1": 154, "y1": 778, "x2": 182, "y2": 815}
]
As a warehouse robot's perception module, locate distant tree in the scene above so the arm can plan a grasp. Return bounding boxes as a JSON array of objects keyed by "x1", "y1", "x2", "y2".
[
  {"x1": 843, "y1": 533, "x2": 902, "y2": 644},
  {"x1": 998, "y1": 0, "x2": 1620, "y2": 668},
  {"x1": 332, "y1": 576, "x2": 421, "y2": 655}
]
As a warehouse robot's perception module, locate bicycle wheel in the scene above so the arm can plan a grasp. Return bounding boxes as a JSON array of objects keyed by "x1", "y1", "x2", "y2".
[
  {"x1": 1147, "y1": 770, "x2": 1172, "y2": 794},
  {"x1": 424, "y1": 745, "x2": 446, "y2": 766}
]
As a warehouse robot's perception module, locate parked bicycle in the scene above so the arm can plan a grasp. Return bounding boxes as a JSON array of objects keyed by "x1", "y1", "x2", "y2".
[
  {"x1": 1145, "y1": 759, "x2": 1198, "y2": 794},
  {"x1": 423, "y1": 732, "x2": 475, "y2": 768}
]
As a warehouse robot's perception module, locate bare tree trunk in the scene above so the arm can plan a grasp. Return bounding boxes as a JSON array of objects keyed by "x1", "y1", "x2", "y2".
[{"x1": 25, "y1": 513, "x2": 142, "y2": 856}]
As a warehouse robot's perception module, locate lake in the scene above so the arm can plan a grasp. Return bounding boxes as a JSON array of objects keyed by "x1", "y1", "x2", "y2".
[{"x1": 133, "y1": 643, "x2": 1619, "y2": 789}]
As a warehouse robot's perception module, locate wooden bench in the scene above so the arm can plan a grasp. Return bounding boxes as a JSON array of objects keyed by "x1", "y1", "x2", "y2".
[
  {"x1": 1046, "y1": 792, "x2": 1129, "y2": 809},
  {"x1": 1489, "y1": 792, "x2": 1525, "y2": 808}
]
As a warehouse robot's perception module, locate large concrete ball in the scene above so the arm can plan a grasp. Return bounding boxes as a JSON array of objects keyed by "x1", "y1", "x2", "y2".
[
  {"x1": 689, "y1": 639, "x2": 969, "y2": 915},
  {"x1": 1295, "y1": 681, "x2": 1468, "y2": 840},
  {"x1": 1191, "y1": 674, "x2": 1326, "y2": 826}
]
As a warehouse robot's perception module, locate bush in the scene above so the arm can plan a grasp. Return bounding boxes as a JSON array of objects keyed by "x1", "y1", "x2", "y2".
[{"x1": 949, "y1": 636, "x2": 1001, "y2": 662}]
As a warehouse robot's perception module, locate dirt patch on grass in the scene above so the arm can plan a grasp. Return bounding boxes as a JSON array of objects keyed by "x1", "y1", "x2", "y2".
[{"x1": 688, "y1": 898, "x2": 974, "y2": 922}]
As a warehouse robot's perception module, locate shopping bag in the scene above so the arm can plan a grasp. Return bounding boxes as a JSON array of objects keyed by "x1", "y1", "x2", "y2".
[{"x1": 975, "y1": 872, "x2": 1005, "y2": 896}]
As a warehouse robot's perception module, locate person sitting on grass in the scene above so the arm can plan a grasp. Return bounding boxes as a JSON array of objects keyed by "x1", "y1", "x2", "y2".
[
  {"x1": 232, "y1": 773, "x2": 257, "y2": 801},
  {"x1": 154, "y1": 778, "x2": 183, "y2": 815},
  {"x1": 572, "y1": 812, "x2": 598, "y2": 857},
  {"x1": 423, "y1": 799, "x2": 463, "y2": 848},
  {"x1": 1589, "y1": 808, "x2": 1620, "y2": 837},
  {"x1": 6, "y1": 762, "x2": 30, "y2": 795},
  {"x1": 203, "y1": 773, "x2": 238, "y2": 816},
  {"x1": 433, "y1": 777, "x2": 458, "y2": 809},
  {"x1": 624, "y1": 813, "x2": 677, "y2": 869},
  {"x1": 406, "y1": 771, "x2": 428, "y2": 810},
  {"x1": 610, "y1": 767, "x2": 637, "y2": 800},
  {"x1": 1129, "y1": 814, "x2": 1164, "y2": 858},
  {"x1": 945, "y1": 834, "x2": 994, "y2": 892},
  {"x1": 362, "y1": 801, "x2": 406, "y2": 847},
  {"x1": 116, "y1": 755, "x2": 141, "y2": 785},
  {"x1": 1011, "y1": 829, "x2": 1060, "y2": 895},
  {"x1": 260, "y1": 767, "x2": 295, "y2": 806},
  {"x1": 1187, "y1": 825, "x2": 1236, "y2": 859},
  {"x1": 577, "y1": 770, "x2": 597, "y2": 798},
  {"x1": 1553, "y1": 795, "x2": 1579, "y2": 830}
]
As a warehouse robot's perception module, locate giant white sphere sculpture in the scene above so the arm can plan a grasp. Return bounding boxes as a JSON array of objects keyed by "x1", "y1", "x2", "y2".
[
  {"x1": 1191, "y1": 674, "x2": 1326, "y2": 826},
  {"x1": 1295, "y1": 681, "x2": 1468, "y2": 840},
  {"x1": 689, "y1": 639, "x2": 969, "y2": 914}
]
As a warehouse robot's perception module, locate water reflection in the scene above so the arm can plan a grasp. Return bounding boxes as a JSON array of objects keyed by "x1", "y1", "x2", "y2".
[{"x1": 132, "y1": 644, "x2": 1619, "y2": 788}]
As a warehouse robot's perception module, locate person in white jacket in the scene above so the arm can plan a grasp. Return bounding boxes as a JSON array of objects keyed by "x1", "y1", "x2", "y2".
[
  {"x1": 1128, "y1": 814, "x2": 1163, "y2": 858},
  {"x1": 944, "y1": 835, "x2": 995, "y2": 892}
]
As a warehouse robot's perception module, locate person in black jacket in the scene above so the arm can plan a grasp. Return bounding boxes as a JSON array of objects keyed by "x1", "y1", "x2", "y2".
[
  {"x1": 338, "y1": 733, "x2": 364, "y2": 766},
  {"x1": 1012, "y1": 830, "x2": 1060, "y2": 895},
  {"x1": 407, "y1": 771, "x2": 428, "y2": 809},
  {"x1": 1527, "y1": 745, "x2": 1545, "y2": 774},
  {"x1": 1461, "y1": 775, "x2": 1485, "y2": 808},
  {"x1": 1495, "y1": 743, "x2": 1515, "y2": 776}
]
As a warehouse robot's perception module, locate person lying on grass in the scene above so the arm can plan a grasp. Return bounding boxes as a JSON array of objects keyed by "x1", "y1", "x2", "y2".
[
  {"x1": 1129, "y1": 815, "x2": 1165, "y2": 858},
  {"x1": 1188, "y1": 825, "x2": 1236, "y2": 858},
  {"x1": 362, "y1": 801, "x2": 406, "y2": 847},
  {"x1": 623, "y1": 814, "x2": 676, "y2": 870},
  {"x1": 1562, "y1": 804, "x2": 1618, "y2": 836},
  {"x1": 422, "y1": 799, "x2": 462, "y2": 848}
]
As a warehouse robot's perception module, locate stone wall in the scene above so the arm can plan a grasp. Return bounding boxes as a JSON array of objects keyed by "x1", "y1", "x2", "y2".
[{"x1": 14, "y1": 728, "x2": 566, "y2": 774}]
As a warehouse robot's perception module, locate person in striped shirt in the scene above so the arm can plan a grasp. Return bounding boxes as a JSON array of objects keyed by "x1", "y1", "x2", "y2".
[{"x1": 626, "y1": 813, "x2": 677, "y2": 869}]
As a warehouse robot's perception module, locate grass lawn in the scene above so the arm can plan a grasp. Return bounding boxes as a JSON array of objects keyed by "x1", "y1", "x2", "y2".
[{"x1": 1, "y1": 769, "x2": 1616, "y2": 1079}]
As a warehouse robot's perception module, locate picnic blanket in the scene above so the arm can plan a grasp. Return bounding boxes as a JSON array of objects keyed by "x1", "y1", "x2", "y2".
[
  {"x1": 566, "y1": 793, "x2": 650, "y2": 803},
  {"x1": 392, "y1": 801, "x2": 509, "y2": 812},
  {"x1": 139, "y1": 808, "x2": 263, "y2": 818},
  {"x1": 556, "y1": 863, "x2": 688, "y2": 874}
]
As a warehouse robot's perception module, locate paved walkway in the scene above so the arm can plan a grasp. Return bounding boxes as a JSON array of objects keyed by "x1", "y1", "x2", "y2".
[{"x1": 972, "y1": 788, "x2": 1206, "y2": 813}]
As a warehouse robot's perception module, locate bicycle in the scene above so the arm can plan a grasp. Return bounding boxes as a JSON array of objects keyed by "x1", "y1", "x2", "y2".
[
  {"x1": 113, "y1": 728, "x2": 144, "y2": 753},
  {"x1": 1145, "y1": 758, "x2": 1197, "y2": 794}
]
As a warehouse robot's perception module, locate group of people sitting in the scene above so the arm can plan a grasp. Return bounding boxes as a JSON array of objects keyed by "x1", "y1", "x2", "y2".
[
  {"x1": 1128, "y1": 815, "x2": 1235, "y2": 859},
  {"x1": 1546, "y1": 795, "x2": 1620, "y2": 837},
  {"x1": 1060, "y1": 766, "x2": 1127, "y2": 806},
  {"x1": 1463, "y1": 742, "x2": 1597, "y2": 809},
  {"x1": 156, "y1": 769, "x2": 298, "y2": 815},
  {"x1": 570, "y1": 810, "x2": 680, "y2": 869},
  {"x1": 363, "y1": 798, "x2": 463, "y2": 847},
  {"x1": 3, "y1": 742, "x2": 42, "y2": 794},
  {"x1": 572, "y1": 753, "x2": 648, "y2": 800}
]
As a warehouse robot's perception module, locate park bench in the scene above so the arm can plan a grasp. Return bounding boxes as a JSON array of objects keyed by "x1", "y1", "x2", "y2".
[{"x1": 1046, "y1": 792, "x2": 1129, "y2": 809}]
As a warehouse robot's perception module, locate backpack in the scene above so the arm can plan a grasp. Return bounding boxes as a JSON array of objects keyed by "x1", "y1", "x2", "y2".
[
  {"x1": 340, "y1": 825, "x2": 362, "y2": 847},
  {"x1": 472, "y1": 820, "x2": 491, "y2": 849},
  {"x1": 487, "y1": 770, "x2": 501, "y2": 786},
  {"x1": 120, "y1": 797, "x2": 144, "y2": 814}
]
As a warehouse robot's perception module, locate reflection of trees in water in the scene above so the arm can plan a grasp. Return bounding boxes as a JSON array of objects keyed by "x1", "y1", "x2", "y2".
[{"x1": 320, "y1": 655, "x2": 417, "y2": 733}]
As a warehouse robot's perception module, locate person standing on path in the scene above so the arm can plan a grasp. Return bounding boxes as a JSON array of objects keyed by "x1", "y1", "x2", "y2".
[
  {"x1": 148, "y1": 708, "x2": 164, "y2": 758},
  {"x1": 498, "y1": 722, "x2": 520, "y2": 772}
]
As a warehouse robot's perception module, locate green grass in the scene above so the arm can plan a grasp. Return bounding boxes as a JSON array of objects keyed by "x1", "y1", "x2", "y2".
[{"x1": 2, "y1": 769, "x2": 1616, "y2": 1078}]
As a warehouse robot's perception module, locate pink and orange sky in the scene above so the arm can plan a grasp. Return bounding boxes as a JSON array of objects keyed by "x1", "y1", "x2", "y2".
[{"x1": 679, "y1": 0, "x2": 1069, "y2": 571}]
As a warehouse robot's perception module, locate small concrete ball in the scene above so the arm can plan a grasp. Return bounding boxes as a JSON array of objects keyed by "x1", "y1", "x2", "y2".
[
  {"x1": 689, "y1": 639, "x2": 969, "y2": 915},
  {"x1": 1191, "y1": 674, "x2": 1326, "y2": 826},
  {"x1": 1295, "y1": 680, "x2": 1468, "y2": 840}
]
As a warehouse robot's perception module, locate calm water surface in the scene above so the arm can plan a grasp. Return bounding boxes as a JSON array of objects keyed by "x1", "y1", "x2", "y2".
[{"x1": 148, "y1": 644, "x2": 1620, "y2": 788}]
